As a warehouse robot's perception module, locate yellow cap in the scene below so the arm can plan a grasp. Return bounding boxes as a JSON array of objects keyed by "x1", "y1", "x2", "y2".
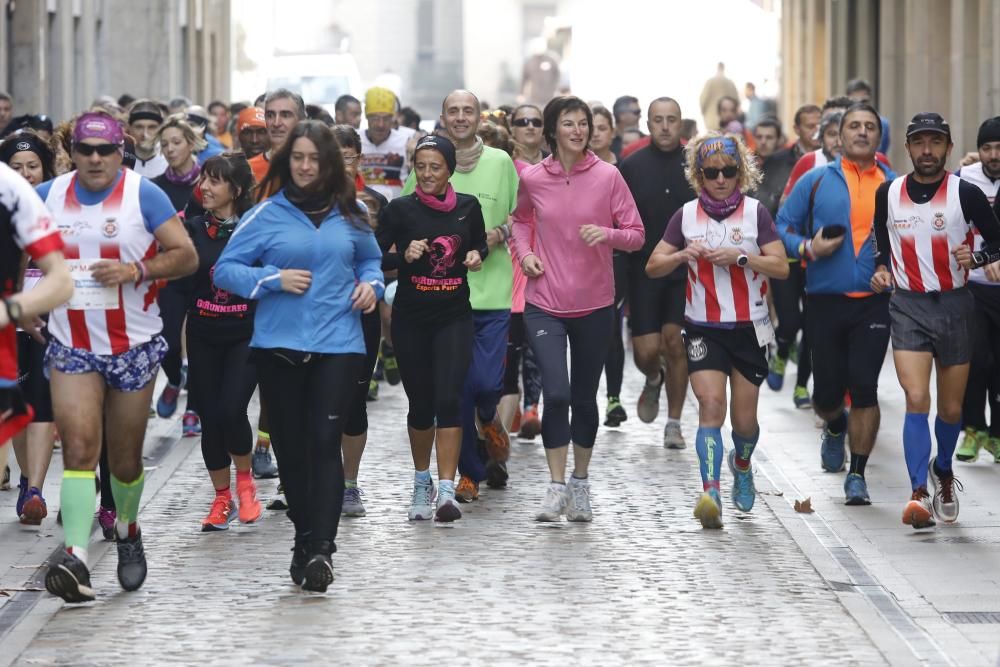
[{"x1": 364, "y1": 87, "x2": 397, "y2": 116}]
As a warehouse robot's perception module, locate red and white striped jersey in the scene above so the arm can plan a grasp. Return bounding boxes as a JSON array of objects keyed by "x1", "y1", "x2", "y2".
[
  {"x1": 44, "y1": 170, "x2": 161, "y2": 355},
  {"x1": 886, "y1": 174, "x2": 971, "y2": 293},
  {"x1": 681, "y1": 197, "x2": 769, "y2": 324},
  {"x1": 957, "y1": 162, "x2": 1000, "y2": 285}
]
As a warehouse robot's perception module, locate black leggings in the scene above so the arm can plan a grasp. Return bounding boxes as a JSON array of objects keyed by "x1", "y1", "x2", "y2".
[
  {"x1": 186, "y1": 328, "x2": 257, "y2": 471},
  {"x1": 603, "y1": 251, "x2": 629, "y2": 398},
  {"x1": 963, "y1": 283, "x2": 1000, "y2": 436},
  {"x1": 770, "y1": 262, "x2": 811, "y2": 386},
  {"x1": 391, "y1": 314, "x2": 473, "y2": 430},
  {"x1": 344, "y1": 310, "x2": 382, "y2": 437},
  {"x1": 158, "y1": 284, "x2": 198, "y2": 412},
  {"x1": 503, "y1": 312, "x2": 525, "y2": 396},
  {"x1": 255, "y1": 352, "x2": 363, "y2": 550},
  {"x1": 524, "y1": 304, "x2": 613, "y2": 449}
]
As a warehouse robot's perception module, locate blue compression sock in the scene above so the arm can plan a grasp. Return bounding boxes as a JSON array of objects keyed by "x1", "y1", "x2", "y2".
[
  {"x1": 903, "y1": 412, "x2": 932, "y2": 491},
  {"x1": 696, "y1": 427, "x2": 724, "y2": 491},
  {"x1": 934, "y1": 417, "x2": 962, "y2": 473},
  {"x1": 732, "y1": 429, "x2": 760, "y2": 470}
]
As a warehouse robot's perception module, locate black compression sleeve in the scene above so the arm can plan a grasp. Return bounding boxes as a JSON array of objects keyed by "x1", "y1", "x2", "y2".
[
  {"x1": 960, "y1": 179, "x2": 1000, "y2": 250},
  {"x1": 872, "y1": 182, "x2": 892, "y2": 268},
  {"x1": 375, "y1": 204, "x2": 401, "y2": 271}
]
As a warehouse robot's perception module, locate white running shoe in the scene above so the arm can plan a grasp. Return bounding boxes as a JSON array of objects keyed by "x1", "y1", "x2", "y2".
[
  {"x1": 663, "y1": 421, "x2": 686, "y2": 449},
  {"x1": 535, "y1": 483, "x2": 568, "y2": 522},
  {"x1": 636, "y1": 370, "x2": 664, "y2": 424},
  {"x1": 566, "y1": 477, "x2": 593, "y2": 522},
  {"x1": 408, "y1": 479, "x2": 437, "y2": 521}
]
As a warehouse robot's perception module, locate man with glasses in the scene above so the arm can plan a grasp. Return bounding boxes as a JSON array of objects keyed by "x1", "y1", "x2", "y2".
[
  {"x1": 38, "y1": 112, "x2": 197, "y2": 602},
  {"x1": 611, "y1": 95, "x2": 644, "y2": 160},
  {"x1": 777, "y1": 103, "x2": 896, "y2": 506}
]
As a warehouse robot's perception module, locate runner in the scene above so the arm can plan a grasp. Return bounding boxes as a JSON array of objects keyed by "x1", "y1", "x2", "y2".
[
  {"x1": 510, "y1": 96, "x2": 644, "y2": 522},
  {"x1": 126, "y1": 100, "x2": 167, "y2": 179},
  {"x1": 378, "y1": 135, "x2": 487, "y2": 521},
  {"x1": 646, "y1": 132, "x2": 789, "y2": 529},
  {"x1": 39, "y1": 111, "x2": 197, "y2": 602},
  {"x1": 235, "y1": 106, "x2": 268, "y2": 159},
  {"x1": 214, "y1": 120, "x2": 383, "y2": 592},
  {"x1": 179, "y1": 153, "x2": 262, "y2": 531},
  {"x1": 777, "y1": 103, "x2": 896, "y2": 506},
  {"x1": 510, "y1": 104, "x2": 546, "y2": 166},
  {"x1": 249, "y1": 89, "x2": 306, "y2": 194},
  {"x1": 401, "y1": 89, "x2": 519, "y2": 500},
  {"x1": 359, "y1": 86, "x2": 409, "y2": 201},
  {"x1": 956, "y1": 116, "x2": 1000, "y2": 465},
  {"x1": 619, "y1": 97, "x2": 698, "y2": 448},
  {"x1": 870, "y1": 112, "x2": 1000, "y2": 529}
]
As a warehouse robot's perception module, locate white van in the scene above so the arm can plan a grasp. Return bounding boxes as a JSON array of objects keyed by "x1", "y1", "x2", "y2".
[{"x1": 265, "y1": 53, "x2": 364, "y2": 116}]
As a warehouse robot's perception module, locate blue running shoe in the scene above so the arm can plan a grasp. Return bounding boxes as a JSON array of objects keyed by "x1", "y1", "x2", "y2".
[
  {"x1": 820, "y1": 428, "x2": 847, "y2": 472},
  {"x1": 15, "y1": 475, "x2": 28, "y2": 518},
  {"x1": 844, "y1": 473, "x2": 871, "y2": 505},
  {"x1": 727, "y1": 450, "x2": 756, "y2": 512},
  {"x1": 766, "y1": 355, "x2": 786, "y2": 392},
  {"x1": 156, "y1": 383, "x2": 181, "y2": 418},
  {"x1": 693, "y1": 488, "x2": 723, "y2": 529}
]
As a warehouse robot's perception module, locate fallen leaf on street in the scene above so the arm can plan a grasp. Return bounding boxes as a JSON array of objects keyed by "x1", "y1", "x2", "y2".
[{"x1": 794, "y1": 498, "x2": 813, "y2": 513}]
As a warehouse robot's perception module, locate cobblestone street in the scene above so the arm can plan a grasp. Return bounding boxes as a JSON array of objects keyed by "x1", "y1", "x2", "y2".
[{"x1": 1, "y1": 357, "x2": 999, "y2": 665}]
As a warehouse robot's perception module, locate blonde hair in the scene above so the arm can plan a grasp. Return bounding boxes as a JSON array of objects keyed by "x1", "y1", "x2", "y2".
[
  {"x1": 156, "y1": 113, "x2": 208, "y2": 153},
  {"x1": 684, "y1": 131, "x2": 761, "y2": 195}
]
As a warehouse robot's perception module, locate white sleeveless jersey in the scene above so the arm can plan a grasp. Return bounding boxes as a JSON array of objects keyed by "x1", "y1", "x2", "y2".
[
  {"x1": 44, "y1": 170, "x2": 162, "y2": 354},
  {"x1": 885, "y1": 174, "x2": 971, "y2": 293},
  {"x1": 681, "y1": 197, "x2": 769, "y2": 324},
  {"x1": 957, "y1": 162, "x2": 1000, "y2": 285}
]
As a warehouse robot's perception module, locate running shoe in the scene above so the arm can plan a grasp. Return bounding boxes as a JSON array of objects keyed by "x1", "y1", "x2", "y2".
[
  {"x1": 182, "y1": 410, "x2": 201, "y2": 437},
  {"x1": 45, "y1": 550, "x2": 95, "y2": 603},
  {"x1": 929, "y1": 456, "x2": 962, "y2": 524},
  {"x1": 367, "y1": 379, "x2": 379, "y2": 401},
  {"x1": 793, "y1": 385, "x2": 812, "y2": 409},
  {"x1": 566, "y1": 477, "x2": 593, "y2": 522},
  {"x1": 19, "y1": 487, "x2": 48, "y2": 525},
  {"x1": 604, "y1": 397, "x2": 627, "y2": 427},
  {"x1": 202, "y1": 495, "x2": 237, "y2": 532},
  {"x1": 97, "y1": 506, "x2": 116, "y2": 541},
  {"x1": 15, "y1": 474, "x2": 28, "y2": 518},
  {"x1": 237, "y1": 478, "x2": 262, "y2": 524},
  {"x1": 342, "y1": 486, "x2": 367, "y2": 517},
  {"x1": 986, "y1": 437, "x2": 1000, "y2": 464},
  {"x1": 956, "y1": 427, "x2": 984, "y2": 462},
  {"x1": 766, "y1": 354, "x2": 787, "y2": 391},
  {"x1": 820, "y1": 427, "x2": 847, "y2": 472},
  {"x1": 636, "y1": 369, "x2": 664, "y2": 424},
  {"x1": 843, "y1": 473, "x2": 871, "y2": 506},
  {"x1": 535, "y1": 483, "x2": 568, "y2": 522},
  {"x1": 519, "y1": 405, "x2": 541, "y2": 439},
  {"x1": 408, "y1": 479, "x2": 437, "y2": 521},
  {"x1": 252, "y1": 446, "x2": 279, "y2": 479},
  {"x1": 511, "y1": 406, "x2": 522, "y2": 433},
  {"x1": 1, "y1": 464, "x2": 9, "y2": 490},
  {"x1": 455, "y1": 475, "x2": 479, "y2": 503},
  {"x1": 267, "y1": 483, "x2": 288, "y2": 511},
  {"x1": 902, "y1": 487, "x2": 936, "y2": 529},
  {"x1": 382, "y1": 346, "x2": 401, "y2": 386},
  {"x1": 485, "y1": 460, "x2": 509, "y2": 489},
  {"x1": 155, "y1": 383, "x2": 181, "y2": 419},
  {"x1": 663, "y1": 421, "x2": 686, "y2": 449},
  {"x1": 115, "y1": 530, "x2": 148, "y2": 591},
  {"x1": 302, "y1": 553, "x2": 334, "y2": 593},
  {"x1": 694, "y1": 488, "x2": 723, "y2": 529},
  {"x1": 480, "y1": 414, "x2": 510, "y2": 462},
  {"x1": 727, "y1": 450, "x2": 756, "y2": 512},
  {"x1": 289, "y1": 540, "x2": 308, "y2": 585},
  {"x1": 435, "y1": 484, "x2": 462, "y2": 522}
]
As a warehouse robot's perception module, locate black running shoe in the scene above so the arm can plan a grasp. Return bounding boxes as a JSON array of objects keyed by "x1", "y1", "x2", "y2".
[
  {"x1": 485, "y1": 459, "x2": 509, "y2": 489},
  {"x1": 302, "y1": 554, "x2": 334, "y2": 592},
  {"x1": 382, "y1": 347, "x2": 401, "y2": 386},
  {"x1": 116, "y1": 531, "x2": 148, "y2": 592},
  {"x1": 289, "y1": 542, "x2": 308, "y2": 585},
  {"x1": 45, "y1": 551, "x2": 95, "y2": 603}
]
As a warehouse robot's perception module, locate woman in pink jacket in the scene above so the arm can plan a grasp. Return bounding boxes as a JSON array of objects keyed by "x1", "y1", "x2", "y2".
[{"x1": 511, "y1": 95, "x2": 644, "y2": 523}]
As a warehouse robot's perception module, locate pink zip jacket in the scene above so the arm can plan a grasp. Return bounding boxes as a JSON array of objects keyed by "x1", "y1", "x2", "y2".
[{"x1": 510, "y1": 151, "x2": 644, "y2": 316}]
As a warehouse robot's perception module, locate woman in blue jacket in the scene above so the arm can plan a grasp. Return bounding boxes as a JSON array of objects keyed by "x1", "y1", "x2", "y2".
[{"x1": 214, "y1": 121, "x2": 384, "y2": 593}]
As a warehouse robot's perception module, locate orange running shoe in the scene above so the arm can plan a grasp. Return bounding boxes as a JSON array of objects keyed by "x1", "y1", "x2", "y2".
[
  {"x1": 481, "y1": 414, "x2": 510, "y2": 462},
  {"x1": 902, "y1": 486, "x2": 936, "y2": 529},
  {"x1": 202, "y1": 494, "x2": 236, "y2": 532},
  {"x1": 237, "y1": 477, "x2": 262, "y2": 524},
  {"x1": 456, "y1": 475, "x2": 480, "y2": 503},
  {"x1": 519, "y1": 405, "x2": 542, "y2": 439},
  {"x1": 511, "y1": 406, "x2": 522, "y2": 433}
]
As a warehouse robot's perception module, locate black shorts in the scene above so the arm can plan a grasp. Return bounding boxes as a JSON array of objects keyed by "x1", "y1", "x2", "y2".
[
  {"x1": 628, "y1": 254, "x2": 685, "y2": 336},
  {"x1": 683, "y1": 322, "x2": 768, "y2": 386},
  {"x1": 807, "y1": 293, "x2": 890, "y2": 411},
  {"x1": 17, "y1": 331, "x2": 53, "y2": 422},
  {"x1": 889, "y1": 288, "x2": 973, "y2": 366}
]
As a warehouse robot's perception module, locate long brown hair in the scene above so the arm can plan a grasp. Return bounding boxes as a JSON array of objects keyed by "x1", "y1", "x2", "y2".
[{"x1": 258, "y1": 120, "x2": 368, "y2": 229}]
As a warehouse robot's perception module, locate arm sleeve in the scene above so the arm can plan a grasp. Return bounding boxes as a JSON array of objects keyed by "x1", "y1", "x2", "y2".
[
  {"x1": 509, "y1": 176, "x2": 535, "y2": 265},
  {"x1": 755, "y1": 203, "x2": 780, "y2": 245},
  {"x1": 373, "y1": 201, "x2": 401, "y2": 272},
  {"x1": 872, "y1": 182, "x2": 892, "y2": 268},
  {"x1": 139, "y1": 179, "x2": 180, "y2": 233},
  {"x1": 605, "y1": 169, "x2": 645, "y2": 252},
  {"x1": 212, "y1": 202, "x2": 285, "y2": 300},
  {"x1": 505, "y1": 159, "x2": 519, "y2": 215},
  {"x1": 959, "y1": 179, "x2": 1000, "y2": 250},
  {"x1": 469, "y1": 200, "x2": 489, "y2": 260},
  {"x1": 353, "y1": 228, "x2": 386, "y2": 300},
  {"x1": 776, "y1": 171, "x2": 814, "y2": 258},
  {"x1": 663, "y1": 209, "x2": 685, "y2": 248}
]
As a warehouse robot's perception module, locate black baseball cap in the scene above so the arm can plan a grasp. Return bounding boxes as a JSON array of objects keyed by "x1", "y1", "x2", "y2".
[{"x1": 906, "y1": 112, "x2": 951, "y2": 140}]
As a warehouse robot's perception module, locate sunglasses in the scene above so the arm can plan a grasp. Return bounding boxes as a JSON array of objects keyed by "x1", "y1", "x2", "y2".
[
  {"x1": 701, "y1": 165, "x2": 739, "y2": 180},
  {"x1": 512, "y1": 117, "x2": 543, "y2": 128},
  {"x1": 73, "y1": 143, "x2": 121, "y2": 157}
]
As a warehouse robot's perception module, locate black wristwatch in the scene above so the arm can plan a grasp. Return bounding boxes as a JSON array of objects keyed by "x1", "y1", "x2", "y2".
[
  {"x1": 3, "y1": 297, "x2": 23, "y2": 322},
  {"x1": 736, "y1": 254, "x2": 749, "y2": 267}
]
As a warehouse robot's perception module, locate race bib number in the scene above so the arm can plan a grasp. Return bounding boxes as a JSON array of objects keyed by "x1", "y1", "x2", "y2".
[
  {"x1": 22, "y1": 268, "x2": 43, "y2": 291},
  {"x1": 67, "y1": 259, "x2": 120, "y2": 310},
  {"x1": 753, "y1": 315, "x2": 775, "y2": 348}
]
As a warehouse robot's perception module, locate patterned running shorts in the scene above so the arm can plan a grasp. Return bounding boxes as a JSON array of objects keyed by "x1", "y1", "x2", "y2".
[{"x1": 44, "y1": 336, "x2": 168, "y2": 392}]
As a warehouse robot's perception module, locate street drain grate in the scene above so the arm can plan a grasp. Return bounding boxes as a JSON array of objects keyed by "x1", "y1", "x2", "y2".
[
  {"x1": 944, "y1": 612, "x2": 1000, "y2": 624},
  {"x1": 918, "y1": 536, "x2": 1000, "y2": 544}
]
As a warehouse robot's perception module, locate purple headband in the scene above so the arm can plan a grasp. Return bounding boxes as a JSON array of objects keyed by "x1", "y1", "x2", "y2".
[
  {"x1": 697, "y1": 136, "x2": 739, "y2": 166},
  {"x1": 73, "y1": 112, "x2": 124, "y2": 145}
]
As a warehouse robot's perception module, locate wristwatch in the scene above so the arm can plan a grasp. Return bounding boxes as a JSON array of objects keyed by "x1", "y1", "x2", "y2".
[
  {"x1": 3, "y1": 297, "x2": 23, "y2": 322},
  {"x1": 736, "y1": 254, "x2": 749, "y2": 267}
]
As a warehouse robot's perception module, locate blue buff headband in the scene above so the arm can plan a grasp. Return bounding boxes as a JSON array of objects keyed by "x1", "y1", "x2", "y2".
[{"x1": 697, "y1": 137, "x2": 739, "y2": 166}]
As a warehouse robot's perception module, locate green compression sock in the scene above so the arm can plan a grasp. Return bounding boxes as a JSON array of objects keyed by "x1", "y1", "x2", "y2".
[
  {"x1": 61, "y1": 470, "x2": 97, "y2": 555},
  {"x1": 111, "y1": 471, "x2": 145, "y2": 537}
]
